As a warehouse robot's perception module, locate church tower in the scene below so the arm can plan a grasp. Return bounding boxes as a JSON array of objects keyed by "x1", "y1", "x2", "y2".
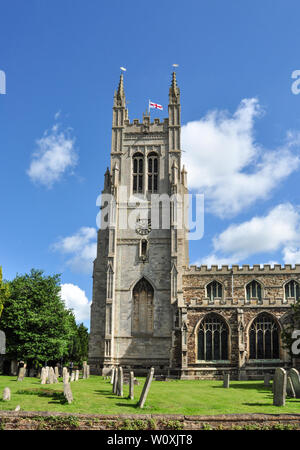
[{"x1": 88, "y1": 73, "x2": 189, "y2": 375}]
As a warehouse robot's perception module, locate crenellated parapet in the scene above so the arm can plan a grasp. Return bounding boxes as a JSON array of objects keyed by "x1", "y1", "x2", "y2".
[
  {"x1": 184, "y1": 264, "x2": 300, "y2": 274},
  {"x1": 186, "y1": 296, "x2": 295, "y2": 308}
]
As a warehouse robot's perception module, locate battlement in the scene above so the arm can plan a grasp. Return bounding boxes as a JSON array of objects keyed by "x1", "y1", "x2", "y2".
[
  {"x1": 184, "y1": 264, "x2": 300, "y2": 275},
  {"x1": 124, "y1": 118, "x2": 169, "y2": 126},
  {"x1": 186, "y1": 296, "x2": 294, "y2": 308}
]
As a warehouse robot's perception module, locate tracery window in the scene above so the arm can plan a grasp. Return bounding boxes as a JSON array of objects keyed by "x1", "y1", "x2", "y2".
[
  {"x1": 132, "y1": 278, "x2": 154, "y2": 336},
  {"x1": 197, "y1": 314, "x2": 229, "y2": 361},
  {"x1": 147, "y1": 152, "x2": 158, "y2": 193},
  {"x1": 285, "y1": 280, "x2": 300, "y2": 300},
  {"x1": 206, "y1": 281, "x2": 223, "y2": 300},
  {"x1": 246, "y1": 280, "x2": 262, "y2": 301},
  {"x1": 133, "y1": 152, "x2": 144, "y2": 193},
  {"x1": 249, "y1": 313, "x2": 279, "y2": 359}
]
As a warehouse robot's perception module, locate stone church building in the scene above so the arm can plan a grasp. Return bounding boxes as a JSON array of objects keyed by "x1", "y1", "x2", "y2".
[{"x1": 88, "y1": 73, "x2": 299, "y2": 379}]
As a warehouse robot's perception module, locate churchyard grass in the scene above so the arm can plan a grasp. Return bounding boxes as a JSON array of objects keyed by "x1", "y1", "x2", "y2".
[{"x1": 0, "y1": 375, "x2": 300, "y2": 415}]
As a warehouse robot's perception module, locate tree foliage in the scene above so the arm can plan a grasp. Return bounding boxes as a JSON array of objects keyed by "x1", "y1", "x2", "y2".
[
  {"x1": 0, "y1": 266, "x2": 10, "y2": 319},
  {"x1": 0, "y1": 269, "x2": 88, "y2": 367}
]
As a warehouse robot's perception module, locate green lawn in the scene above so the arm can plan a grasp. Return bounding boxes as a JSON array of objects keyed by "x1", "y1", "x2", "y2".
[{"x1": 0, "y1": 375, "x2": 299, "y2": 415}]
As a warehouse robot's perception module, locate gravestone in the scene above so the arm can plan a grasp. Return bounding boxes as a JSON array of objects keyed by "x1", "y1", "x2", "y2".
[
  {"x1": 62, "y1": 367, "x2": 69, "y2": 384},
  {"x1": 70, "y1": 372, "x2": 75, "y2": 382},
  {"x1": 264, "y1": 373, "x2": 271, "y2": 387},
  {"x1": 17, "y1": 367, "x2": 26, "y2": 382},
  {"x1": 223, "y1": 373, "x2": 230, "y2": 388},
  {"x1": 63, "y1": 383, "x2": 73, "y2": 404},
  {"x1": 117, "y1": 366, "x2": 123, "y2": 397},
  {"x1": 273, "y1": 367, "x2": 287, "y2": 406},
  {"x1": 129, "y1": 371, "x2": 134, "y2": 400},
  {"x1": 0, "y1": 330, "x2": 6, "y2": 354},
  {"x1": 138, "y1": 367, "x2": 155, "y2": 408},
  {"x1": 54, "y1": 366, "x2": 59, "y2": 378},
  {"x1": 29, "y1": 368, "x2": 36, "y2": 378},
  {"x1": 287, "y1": 376, "x2": 296, "y2": 398},
  {"x1": 86, "y1": 365, "x2": 90, "y2": 378},
  {"x1": 82, "y1": 361, "x2": 87, "y2": 379},
  {"x1": 75, "y1": 369, "x2": 79, "y2": 381},
  {"x1": 111, "y1": 368, "x2": 115, "y2": 385},
  {"x1": 47, "y1": 367, "x2": 55, "y2": 384},
  {"x1": 3, "y1": 387, "x2": 10, "y2": 401},
  {"x1": 40, "y1": 367, "x2": 47, "y2": 384},
  {"x1": 113, "y1": 367, "x2": 118, "y2": 394},
  {"x1": 288, "y1": 368, "x2": 300, "y2": 398}
]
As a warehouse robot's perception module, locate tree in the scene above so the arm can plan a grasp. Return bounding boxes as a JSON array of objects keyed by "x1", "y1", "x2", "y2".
[
  {"x1": 0, "y1": 269, "x2": 77, "y2": 367},
  {"x1": 0, "y1": 266, "x2": 10, "y2": 319}
]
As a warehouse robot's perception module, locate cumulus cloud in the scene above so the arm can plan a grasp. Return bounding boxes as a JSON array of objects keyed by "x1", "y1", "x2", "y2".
[
  {"x1": 182, "y1": 98, "x2": 300, "y2": 217},
  {"x1": 197, "y1": 203, "x2": 300, "y2": 266},
  {"x1": 60, "y1": 283, "x2": 91, "y2": 323},
  {"x1": 27, "y1": 114, "x2": 78, "y2": 188},
  {"x1": 52, "y1": 227, "x2": 97, "y2": 274}
]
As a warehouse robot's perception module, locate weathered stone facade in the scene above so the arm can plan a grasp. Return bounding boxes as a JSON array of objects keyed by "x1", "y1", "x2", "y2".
[{"x1": 88, "y1": 73, "x2": 296, "y2": 379}]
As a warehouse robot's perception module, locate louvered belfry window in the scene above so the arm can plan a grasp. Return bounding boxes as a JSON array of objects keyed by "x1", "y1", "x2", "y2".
[
  {"x1": 147, "y1": 152, "x2": 158, "y2": 193},
  {"x1": 133, "y1": 153, "x2": 144, "y2": 193}
]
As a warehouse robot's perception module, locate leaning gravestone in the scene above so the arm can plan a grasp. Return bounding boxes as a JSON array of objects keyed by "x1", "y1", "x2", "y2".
[
  {"x1": 273, "y1": 367, "x2": 287, "y2": 406},
  {"x1": 117, "y1": 366, "x2": 123, "y2": 397},
  {"x1": 129, "y1": 371, "x2": 134, "y2": 400},
  {"x1": 288, "y1": 368, "x2": 300, "y2": 398},
  {"x1": 3, "y1": 387, "x2": 11, "y2": 401},
  {"x1": 63, "y1": 383, "x2": 73, "y2": 404},
  {"x1": 287, "y1": 376, "x2": 296, "y2": 398},
  {"x1": 111, "y1": 368, "x2": 115, "y2": 385},
  {"x1": 138, "y1": 367, "x2": 155, "y2": 409},
  {"x1": 17, "y1": 367, "x2": 26, "y2": 382},
  {"x1": 223, "y1": 373, "x2": 230, "y2": 388},
  {"x1": 113, "y1": 367, "x2": 118, "y2": 394}
]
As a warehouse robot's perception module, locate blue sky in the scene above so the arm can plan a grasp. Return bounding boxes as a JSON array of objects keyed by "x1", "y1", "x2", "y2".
[{"x1": 1, "y1": 0, "x2": 300, "y2": 329}]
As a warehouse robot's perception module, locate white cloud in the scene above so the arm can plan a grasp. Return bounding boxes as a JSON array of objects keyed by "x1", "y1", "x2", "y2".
[
  {"x1": 60, "y1": 283, "x2": 91, "y2": 323},
  {"x1": 182, "y1": 98, "x2": 300, "y2": 217},
  {"x1": 27, "y1": 120, "x2": 78, "y2": 188},
  {"x1": 197, "y1": 203, "x2": 300, "y2": 266},
  {"x1": 52, "y1": 227, "x2": 97, "y2": 274}
]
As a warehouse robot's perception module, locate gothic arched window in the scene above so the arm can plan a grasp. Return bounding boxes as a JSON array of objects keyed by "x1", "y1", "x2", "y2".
[
  {"x1": 206, "y1": 281, "x2": 223, "y2": 300},
  {"x1": 133, "y1": 152, "x2": 144, "y2": 193},
  {"x1": 197, "y1": 314, "x2": 229, "y2": 361},
  {"x1": 147, "y1": 152, "x2": 158, "y2": 193},
  {"x1": 285, "y1": 280, "x2": 300, "y2": 301},
  {"x1": 249, "y1": 313, "x2": 280, "y2": 359},
  {"x1": 132, "y1": 278, "x2": 154, "y2": 336},
  {"x1": 246, "y1": 280, "x2": 262, "y2": 301}
]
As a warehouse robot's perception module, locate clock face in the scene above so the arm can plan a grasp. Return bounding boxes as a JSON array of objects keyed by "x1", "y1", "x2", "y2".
[{"x1": 136, "y1": 218, "x2": 151, "y2": 235}]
